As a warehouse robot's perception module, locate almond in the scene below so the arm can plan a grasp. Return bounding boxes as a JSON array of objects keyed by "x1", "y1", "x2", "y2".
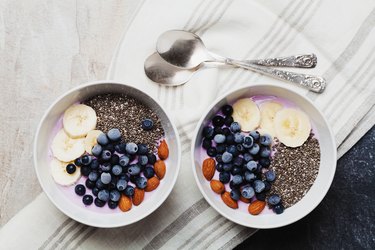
[
  {"x1": 240, "y1": 196, "x2": 251, "y2": 203},
  {"x1": 154, "y1": 160, "x2": 166, "y2": 179},
  {"x1": 221, "y1": 192, "x2": 238, "y2": 209},
  {"x1": 202, "y1": 158, "x2": 215, "y2": 181},
  {"x1": 158, "y1": 140, "x2": 169, "y2": 160},
  {"x1": 132, "y1": 188, "x2": 145, "y2": 206},
  {"x1": 119, "y1": 195, "x2": 132, "y2": 212},
  {"x1": 210, "y1": 179, "x2": 225, "y2": 194},
  {"x1": 248, "y1": 200, "x2": 266, "y2": 215},
  {"x1": 145, "y1": 176, "x2": 160, "y2": 192}
]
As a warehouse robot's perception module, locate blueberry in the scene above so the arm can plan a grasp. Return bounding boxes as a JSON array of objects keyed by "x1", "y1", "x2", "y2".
[
  {"x1": 242, "y1": 136, "x2": 254, "y2": 149},
  {"x1": 101, "y1": 150, "x2": 112, "y2": 161},
  {"x1": 234, "y1": 133, "x2": 244, "y2": 144},
  {"x1": 129, "y1": 174, "x2": 139, "y2": 184},
  {"x1": 225, "y1": 134, "x2": 235, "y2": 145},
  {"x1": 91, "y1": 144, "x2": 102, "y2": 157},
  {"x1": 104, "y1": 143, "x2": 116, "y2": 153},
  {"x1": 260, "y1": 146, "x2": 271, "y2": 158},
  {"x1": 231, "y1": 166, "x2": 242, "y2": 175},
  {"x1": 135, "y1": 176, "x2": 147, "y2": 189},
  {"x1": 229, "y1": 180, "x2": 240, "y2": 190},
  {"x1": 214, "y1": 134, "x2": 226, "y2": 144},
  {"x1": 226, "y1": 145, "x2": 239, "y2": 157},
  {"x1": 233, "y1": 156, "x2": 243, "y2": 167},
  {"x1": 144, "y1": 167, "x2": 155, "y2": 178},
  {"x1": 265, "y1": 170, "x2": 276, "y2": 182},
  {"x1": 253, "y1": 180, "x2": 266, "y2": 193},
  {"x1": 216, "y1": 144, "x2": 226, "y2": 154},
  {"x1": 147, "y1": 153, "x2": 157, "y2": 165},
  {"x1": 215, "y1": 154, "x2": 223, "y2": 163},
  {"x1": 81, "y1": 155, "x2": 92, "y2": 166},
  {"x1": 241, "y1": 185, "x2": 255, "y2": 199},
  {"x1": 82, "y1": 195, "x2": 93, "y2": 205},
  {"x1": 137, "y1": 144, "x2": 148, "y2": 155},
  {"x1": 97, "y1": 133, "x2": 109, "y2": 145},
  {"x1": 66, "y1": 164, "x2": 76, "y2": 174},
  {"x1": 216, "y1": 163, "x2": 224, "y2": 172},
  {"x1": 126, "y1": 142, "x2": 138, "y2": 155},
  {"x1": 109, "y1": 178, "x2": 117, "y2": 190},
  {"x1": 85, "y1": 178, "x2": 95, "y2": 189},
  {"x1": 101, "y1": 172, "x2": 112, "y2": 184},
  {"x1": 214, "y1": 127, "x2": 224, "y2": 135},
  {"x1": 222, "y1": 127, "x2": 231, "y2": 136},
  {"x1": 268, "y1": 194, "x2": 281, "y2": 206},
  {"x1": 202, "y1": 138, "x2": 212, "y2": 150},
  {"x1": 94, "y1": 197, "x2": 106, "y2": 207},
  {"x1": 95, "y1": 179, "x2": 105, "y2": 190},
  {"x1": 88, "y1": 171, "x2": 99, "y2": 182},
  {"x1": 273, "y1": 204, "x2": 285, "y2": 214},
  {"x1": 256, "y1": 192, "x2": 266, "y2": 201},
  {"x1": 202, "y1": 126, "x2": 214, "y2": 139},
  {"x1": 212, "y1": 115, "x2": 225, "y2": 127},
  {"x1": 98, "y1": 189, "x2": 110, "y2": 202},
  {"x1": 223, "y1": 163, "x2": 233, "y2": 172},
  {"x1": 92, "y1": 187, "x2": 100, "y2": 196},
  {"x1": 206, "y1": 147, "x2": 217, "y2": 157},
  {"x1": 244, "y1": 171, "x2": 256, "y2": 182},
  {"x1": 249, "y1": 143, "x2": 260, "y2": 155},
  {"x1": 119, "y1": 173, "x2": 130, "y2": 181},
  {"x1": 259, "y1": 157, "x2": 271, "y2": 168},
  {"x1": 74, "y1": 158, "x2": 82, "y2": 167},
  {"x1": 116, "y1": 179, "x2": 127, "y2": 191},
  {"x1": 263, "y1": 181, "x2": 272, "y2": 192},
  {"x1": 80, "y1": 166, "x2": 91, "y2": 176},
  {"x1": 222, "y1": 152, "x2": 233, "y2": 163},
  {"x1": 221, "y1": 104, "x2": 233, "y2": 116},
  {"x1": 236, "y1": 144, "x2": 245, "y2": 153},
  {"x1": 107, "y1": 128, "x2": 121, "y2": 141},
  {"x1": 138, "y1": 155, "x2": 149, "y2": 166},
  {"x1": 259, "y1": 134, "x2": 273, "y2": 146},
  {"x1": 219, "y1": 172, "x2": 231, "y2": 184},
  {"x1": 75, "y1": 184, "x2": 86, "y2": 196},
  {"x1": 111, "y1": 165, "x2": 122, "y2": 176},
  {"x1": 109, "y1": 190, "x2": 121, "y2": 202},
  {"x1": 109, "y1": 154, "x2": 119, "y2": 165},
  {"x1": 90, "y1": 159, "x2": 99, "y2": 170},
  {"x1": 232, "y1": 175, "x2": 243, "y2": 185},
  {"x1": 128, "y1": 164, "x2": 141, "y2": 176},
  {"x1": 246, "y1": 161, "x2": 257, "y2": 172},
  {"x1": 249, "y1": 131, "x2": 260, "y2": 141},
  {"x1": 230, "y1": 122, "x2": 241, "y2": 133},
  {"x1": 243, "y1": 153, "x2": 253, "y2": 162},
  {"x1": 141, "y1": 118, "x2": 154, "y2": 131},
  {"x1": 230, "y1": 189, "x2": 241, "y2": 201},
  {"x1": 224, "y1": 116, "x2": 234, "y2": 126},
  {"x1": 119, "y1": 155, "x2": 130, "y2": 167},
  {"x1": 256, "y1": 164, "x2": 263, "y2": 174},
  {"x1": 108, "y1": 200, "x2": 118, "y2": 209},
  {"x1": 124, "y1": 185, "x2": 135, "y2": 196}
]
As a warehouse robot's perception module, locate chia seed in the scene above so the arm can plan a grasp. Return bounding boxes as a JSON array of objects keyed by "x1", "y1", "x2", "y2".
[
  {"x1": 84, "y1": 94, "x2": 164, "y2": 152},
  {"x1": 269, "y1": 135, "x2": 320, "y2": 208}
]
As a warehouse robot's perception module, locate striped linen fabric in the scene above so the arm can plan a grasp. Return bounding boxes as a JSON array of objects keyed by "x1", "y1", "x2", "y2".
[{"x1": 1, "y1": 0, "x2": 375, "y2": 249}]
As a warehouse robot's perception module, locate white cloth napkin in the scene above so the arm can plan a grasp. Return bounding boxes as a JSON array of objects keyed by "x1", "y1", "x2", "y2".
[{"x1": 1, "y1": 0, "x2": 375, "y2": 249}]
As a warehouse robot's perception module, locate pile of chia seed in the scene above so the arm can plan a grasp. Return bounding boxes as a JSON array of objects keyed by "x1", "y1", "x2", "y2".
[
  {"x1": 84, "y1": 93, "x2": 164, "y2": 152},
  {"x1": 269, "y1": 135, "x2": 320, "y2": 208}
]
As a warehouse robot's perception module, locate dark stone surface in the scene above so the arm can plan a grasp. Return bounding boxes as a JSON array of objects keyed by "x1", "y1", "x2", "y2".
[{"x1": 236, "y1": 126, "x2": 375, "y2": 250}]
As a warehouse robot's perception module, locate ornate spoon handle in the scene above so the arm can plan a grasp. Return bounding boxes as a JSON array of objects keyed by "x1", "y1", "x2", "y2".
[{"x1": 247, "y1": 54, "x2": 317, "y2": 68}]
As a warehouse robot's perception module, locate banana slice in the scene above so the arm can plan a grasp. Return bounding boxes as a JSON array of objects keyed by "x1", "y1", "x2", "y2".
[
  {"x1": 274, "y1": 108, "x2": 311, "y2": 147},
  {"x1": 50, "y1": 158, "x2": 81, "y2": 186},
  {"x1": 84, "y1": 130, "x2": 103, "y2": 154},
  {"x1": 51, "y1": 129, "x2": 85, "y2": 162},
  {"x1": 232, "y1": 98, "x2": 260, "y2": 132},
  {"x1": 63, "y1": 104, "x2": 97, "y2": 138},
  {"x1": 259, "y1": 101, "x2": 283, "y2": 138}
]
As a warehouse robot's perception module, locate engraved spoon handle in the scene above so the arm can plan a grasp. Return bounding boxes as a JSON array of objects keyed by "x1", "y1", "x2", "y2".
[
  {"x1": 246, "y1": 54, "x2": 317, "y2": 68},
  {"x1": 228, "y1": 60, "x2": 326, "y2": 93}
]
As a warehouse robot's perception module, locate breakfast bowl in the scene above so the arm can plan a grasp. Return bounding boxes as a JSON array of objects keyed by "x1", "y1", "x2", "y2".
[
  {"x1": 34, "y1": 81, "x2": 181, "y2": 228},
  {"x1": 191, "y1": 84, "x2": 336, "y2": 229}
]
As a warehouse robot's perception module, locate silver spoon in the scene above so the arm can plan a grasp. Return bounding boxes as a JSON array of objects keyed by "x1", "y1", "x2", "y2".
[{"x1": 156, "y1": 30, "x2": 326, "y2": 93}]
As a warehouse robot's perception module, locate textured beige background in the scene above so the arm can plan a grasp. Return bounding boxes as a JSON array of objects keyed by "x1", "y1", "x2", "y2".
[{"x1": 0, "y1": 0, "x2": 138, "y2": 226}]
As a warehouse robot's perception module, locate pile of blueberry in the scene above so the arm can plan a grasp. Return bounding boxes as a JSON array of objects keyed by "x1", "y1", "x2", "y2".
[
  {"x1": 202, "y1": 104, "x2": 284, "y2": 214},
  {"x1": 68, "y1": 128, "x2": 157, "y2": 209}
]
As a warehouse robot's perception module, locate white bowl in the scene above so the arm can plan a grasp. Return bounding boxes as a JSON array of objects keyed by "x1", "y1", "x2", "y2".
[
  {"x1": 34, "y1": 81, "x2": 181, "y2": 228},
  {"x1": 191, "y1": 84, "x2": 336, "y2": 229}
]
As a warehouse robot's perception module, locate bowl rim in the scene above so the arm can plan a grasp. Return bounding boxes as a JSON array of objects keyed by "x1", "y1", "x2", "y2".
[
  {"x1": 190, "y1": 83, "x2": 337, "y2": 229},
  {"x1": 33, "y1": 80, "x2": 181, "y2": 228}
]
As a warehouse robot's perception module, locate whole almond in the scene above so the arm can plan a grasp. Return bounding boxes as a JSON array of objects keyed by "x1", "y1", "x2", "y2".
[
  {"x1": 221, "y1": 192, "x2": 238, "y2": 209},
  {"x1": 133, "y1": 188, "x2": 145, "y2": 206},
  {"x1": 210, "y1": 180, "x2": 225, "y2": 194},
  {"x1": 154, "y1": 160, "x2": 166, "y2": 179},
  {"x1": 248, "y1": 200, "x2": 266, "y2": 215},
  {"x1": 119, "y1": 195, "x2": 132, "y2": 212},
  {"x1": 158, "y1": 140, "x2": 169, "y2": 160},
  {"x1": 145, "y1": 176, "x2": 160, "y2": 192},
  {"x1": 202, "y1": 158, "x2": 215, "y2": 181},
  {"x1": 240, "y1": 196, "x2": 251, "y2": 203}
]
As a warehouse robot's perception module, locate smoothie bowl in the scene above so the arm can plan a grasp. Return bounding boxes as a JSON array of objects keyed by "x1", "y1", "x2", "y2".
[
  {"x1": 34, "y1": 81, "x2": 181, "y2": 227},
  {"x1": 191, "y1": 84, "x2": 336, "y2": 229}
]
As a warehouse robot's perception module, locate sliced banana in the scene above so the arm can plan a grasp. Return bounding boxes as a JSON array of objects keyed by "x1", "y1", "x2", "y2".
[
  {"x1": 84, "y1": 130, "x2": 103, "y2": 154},
  {"x1": 259, "y1": 101, "x2": 283, "y2": 138},
  {"x1": 63, "y1": 104, "x2": 97, "y2": 138},
  {"x1": 274, "y1": 108, "x2": 311, "y2": 147},
  {"x1": 50, "y1": 158, "x2": 81, "y2": 186},
  {"x1": 51, "y1": 129, "x2": 85, "y2": 162},
  {"x1": 232, "y1": 98, "x2": 260, "y2": 132}
]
